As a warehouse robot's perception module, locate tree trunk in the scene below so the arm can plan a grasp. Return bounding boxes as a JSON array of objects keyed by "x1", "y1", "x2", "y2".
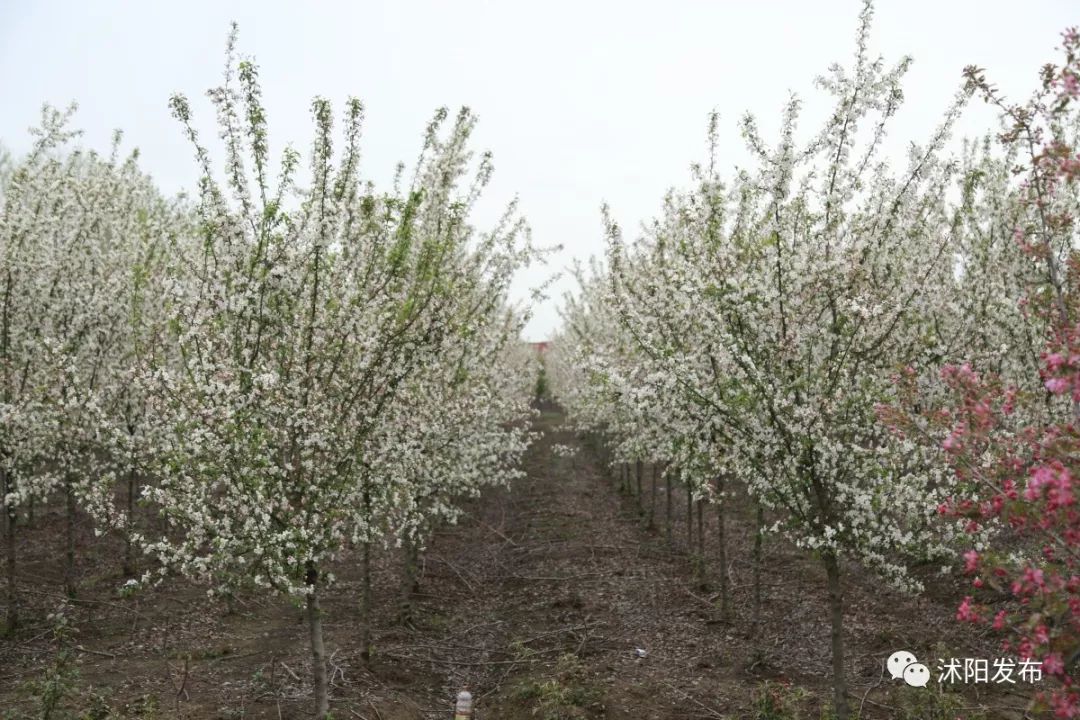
[
  {"x1": 2, "y1": 466, "x2": 16, "y2": 634},
  {"x1": 224, "y1": 591, "x2": 237, "y2": 616},
  {"x1": 665, "y1": 466, "x2": 673, "y2": 543},
  {"x1": 648, "y1": 463, "x2": 657, "y2": 530},
  {"x1": 695, "y1": 496, "x2": 706, "y2": 587},
  {"x1": 122, "y1": 465, "x2": 137, "y2": 577},
  {"x1": 360, "y1": 541, "x2": 372, "y2": 662},
  {"x1": 635, "y1": 460, "x2": 643, "y2": 512},
  {"x1": 715, "y1": 477, "x2": 730, "y2": 619},
  {"x1": 752, "y1": 503, "x2": 764, "y2": 637},
  {"x1": 64, "y1": 477, "x2": 76, "y2": 598},
  {"x1": 823, "y1": 552, "x2": 849, "y2": 720},
  {"x1": 409, "y1": 539, "x2": 420, "y2": 595},
  {"x1": 305, "y1": 562, "x2": 330, "y2": 719},
  {"x1": 685, "y1": 484, "x2": 693, "y2": 550},
  {"x1": 400, "y1": 536, "x2": 418, "y2": 624}
]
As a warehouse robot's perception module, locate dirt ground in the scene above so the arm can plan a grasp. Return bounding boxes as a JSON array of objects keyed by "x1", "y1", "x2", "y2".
[{"x1": 0, "y1": 407, "x2": 1041, "y2": 719}]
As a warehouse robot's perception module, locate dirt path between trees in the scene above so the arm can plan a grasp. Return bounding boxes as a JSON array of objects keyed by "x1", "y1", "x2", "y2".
[{"x1": 0, "y1": 406, "x2": 1021, "y2": 719}]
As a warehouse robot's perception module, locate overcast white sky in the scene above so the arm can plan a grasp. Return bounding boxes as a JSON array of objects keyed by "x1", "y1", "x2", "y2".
[{"x1": 1, "y1": 1, "x2": 1076, "y2": 340}]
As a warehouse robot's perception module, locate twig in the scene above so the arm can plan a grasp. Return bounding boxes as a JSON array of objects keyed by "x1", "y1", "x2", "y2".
[
  {"x1": 329, "y1": 649, "x2": 346, "y2": 686},
  {"x1": 429, "y1": 555, "x2": 476, "y2": 594},
  {"x1": 207, "y1": 649, "x2": 267, "y2": 666},
  {"x1": 381, "y1": 651, "x2": 543, "y2": 667},
  {"x1": 18, "y1": 587, "x2": 151, "y2": 621},
  {"x1": 269, "y1": 653, "x2": 283, "y2": 720},
  {"x1": 461, "y1": 510, "x2": 519, "y2": 547},
  {"x1": 17, "y1": 628, "x2": 53, "y2": 647},
  {"x1": 508, "y1": 572, "x2": 644, "y2": 582},
  {"x1": 519, "y1": 621, "x2": 605, "y2": 646},
  {"x1": 75, "y1": 644, "x2": 117, "y2": 659},
  {"x1": 682, "y1": 584, "x2": 721, "y2": 610},
  {"x1": 849, "y1": 692, "x2": 896, "y2": 712},
  {"x1": 167, "y1": 655, "x2": 190, "y2": 718},
  {"x1": 279, "y1": 661, "x2": 301, "y2": 682},
  {"x1": 857, "y1": 659, "x2": 887, "y2": 719},
  {"x1": 659, "y1": 680, "x2": 725, "y2": 719}
]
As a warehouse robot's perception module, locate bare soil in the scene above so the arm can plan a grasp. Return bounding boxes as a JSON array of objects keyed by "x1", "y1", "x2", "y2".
[{"x1": 0, "y1": 407, "x2": 1037, "y2": 719}]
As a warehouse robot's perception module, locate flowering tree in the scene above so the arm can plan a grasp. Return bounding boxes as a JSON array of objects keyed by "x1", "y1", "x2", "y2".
[
  {"x1": 126, "y1": 28, "x2": 538, "y2": 717},
  {"x1": 382, "y1": 312, "x2": 536, "y2": 625},
  {"x1": 0, "y1": 107, "x2": 175, "y2": 627},
  {"x1": 0, "y1": 145, "x2": 12, "y2": 194},
  {"x1": 885, "y1": 28, "x2": 1080, "y2": 717}
]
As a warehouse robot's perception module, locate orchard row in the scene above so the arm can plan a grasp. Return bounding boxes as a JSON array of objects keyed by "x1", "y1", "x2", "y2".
[{"x1": 547, "y1": 6, "x2": 1080, "y2": 718}]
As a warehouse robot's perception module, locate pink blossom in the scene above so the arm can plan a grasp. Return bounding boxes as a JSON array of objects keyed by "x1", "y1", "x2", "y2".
[
  {"x1": 1024, "y1": 566, "x2": 1047, "y2": 590},
  {"x1": 1051, "y1": 691, "x2": 1079, "y2": 719},
  {"x1": 1045, "y1": 377, "x2": 1071, "y2": 395},
  {"x1": 1045, "y1": 652, "x2": 1065, "y2": 676},
  {"x1": 943, "y1": 431, "x2": 963, "y2": 453},
  {"x1": 956, "y1": 596, "x2": 979, "y2": 622},
  {"x1": 1063, "y1": 72, "x2": 1079, "y2": 100}
]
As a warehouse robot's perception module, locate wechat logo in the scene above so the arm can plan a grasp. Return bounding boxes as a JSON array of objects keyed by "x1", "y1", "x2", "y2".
[{"x1": 888, "y1": 650, "x2": 930, "y2": 688}]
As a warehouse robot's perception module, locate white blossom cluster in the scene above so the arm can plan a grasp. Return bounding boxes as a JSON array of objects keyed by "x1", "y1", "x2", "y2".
[
  {"x1": 127, "y1": 43, "x2": 542, "y2": 601},
  {"x1": 1, "y1": 104, "x2": 186, "y2": 558}
]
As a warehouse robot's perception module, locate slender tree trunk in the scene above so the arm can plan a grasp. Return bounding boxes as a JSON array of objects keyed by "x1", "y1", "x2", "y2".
[
  {"x1": 823, "y1": 552, "x2": 849, "y2": 720},
  {"x1": 752, "y1": 503, "x2": 764, "y2": 637},
  {"x1": 305, "y1": 562, "x2": 330, "y2": 719},
  {"x1": 409, "y1": 539, "x2": 420, "y2": 595},
  {"x1": 361, "y1": 541, "x2": 373, "y2": 662},
  {"x1": 122, "y1": 465, "x2": 137, "y2": 577},
  {"x1": 64, "y1": 477, "x2": 76, "y2": 598},
  {"x1": 695, "y1": 496, "x2": 705, "y2": 587},
  {"x1": 359, "y1": 482, "x2": 374, "y2": 661},
  {"x1": 714, "y1": 477, "x2": 730, "y2": 619},
  {"x1": 400, "y1": 535, "x2": 418, "y2": 624},
  {"x1": 26, "y1": 498, "x2": 33, "y2": 527},
  {"x1": 665, "y1": 466, "x2": 673, "y2": 543},
  {"x1": 648, "y1": 463, "x2": 657, "y2": 530},
  {"x1": 635, "y1": 460, "x2": 643, "y2": 513},
  {"x1": 2, "y1": 466, "x2": 16, "y2": 633},
  {"x1": 685, "y1": 484, "x2": 693, "y2": 550}
]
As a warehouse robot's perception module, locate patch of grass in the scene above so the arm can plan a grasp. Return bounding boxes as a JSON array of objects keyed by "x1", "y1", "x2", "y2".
[
  {"x1": 512, "y1": 653, "x2": 603, "y2": 720},
  {"x1": 889, "y1": 682, "x2": 986, "y2": 720},
  {"x1": 751, "y1": 681, "x2": 811, "y2": 720},
  {"x1": 415, "y1": 608, "x2": 453, "y2": 633},
  {"x1": 0, "y1": 604, "x2": 161, "y2": 720}
]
